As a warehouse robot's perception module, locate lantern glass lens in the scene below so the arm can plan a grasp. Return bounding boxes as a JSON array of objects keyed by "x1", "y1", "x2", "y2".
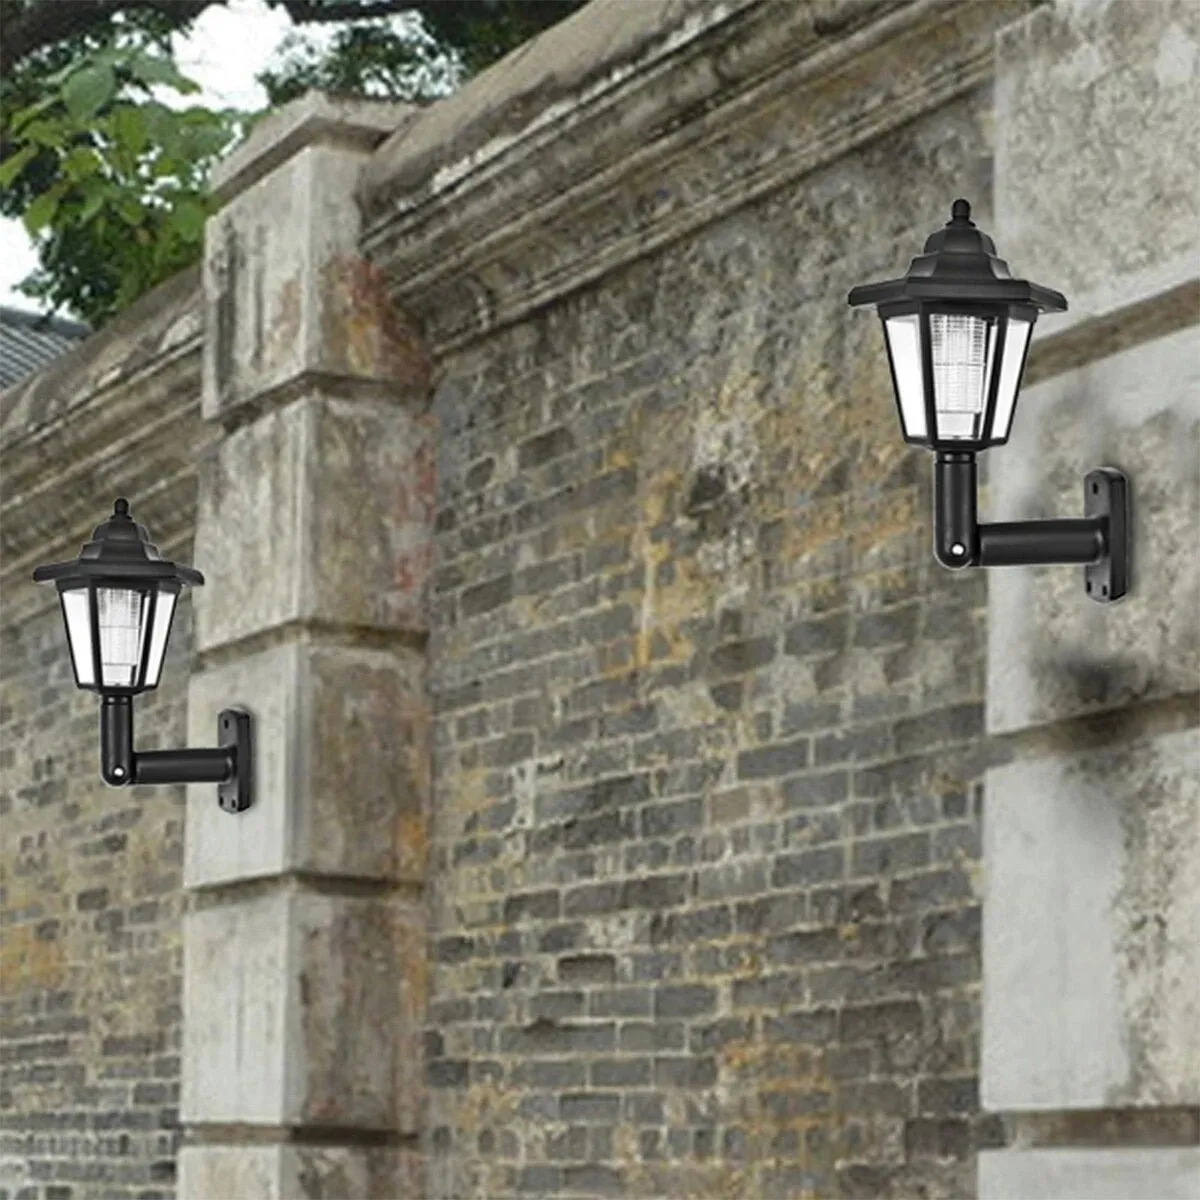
[
  {"x1": 883, "y1": 313, "x2": 927, "y2": 440},
  {"x1": 97, "y1": 586, "x2": 151, "y2": 689},
  {"x1": 61, "y1": 587, "x2": 95, "y2": 687},
  {"x1": 989, "y1": 315, "x2": 1033, "y2": 442},
  {"x1": 930, "y1": 313, "x2": 1000, "y2": 441},
  {"x1": 143, "y1": 589, "x2": 177, "y2": 688}
]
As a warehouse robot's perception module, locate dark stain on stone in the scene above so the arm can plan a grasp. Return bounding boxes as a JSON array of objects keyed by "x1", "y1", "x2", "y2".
[{"x1": 214, "y1": 223, "x2": 239, "y2": 406}]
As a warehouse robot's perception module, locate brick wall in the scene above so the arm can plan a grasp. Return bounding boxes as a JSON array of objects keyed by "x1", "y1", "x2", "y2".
[
  {"x1": 1, "y1": 589, "x2": 193, "y2": 1200},
  {"x1": 423, "y1": 89, "x2": 1011, "y2": 1200}
]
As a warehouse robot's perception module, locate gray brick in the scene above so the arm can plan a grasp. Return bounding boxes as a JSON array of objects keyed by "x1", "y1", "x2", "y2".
[
  {"x1": 653, "y1": 984, "x2": 716, "y2": 1018},
  {"x1": 461, "y1": 573, "x2": 514, "y2": 617},
  {"x1": 771, "y1": 845, "x2": 845, "y2": 887},
  {"x1": 709, "y1": 637, "x2": 777, "y2": 677},
  {"x1": 557, "y1": 954, "x2": 617, "y2": 985},
  {"x1": 894, "y1": 703, "x2": 984, "y2": 754},
  {"x1": 737, "y1": 737, "x2": 810, "y2": 780},
  {"x1": 560, "y1": 1092, "x2": 620, "y2": 1123},
  {"x1": 852, "y1": 832, "x2": 930, "y2": 876},
  {"x1": 783, "y1": 613, "x2": 848, "y2": 657}
]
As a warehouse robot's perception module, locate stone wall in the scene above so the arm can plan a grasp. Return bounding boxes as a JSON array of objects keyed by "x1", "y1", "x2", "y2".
[
  {"x1": 1, "y1": 271, "x2": 207, "y2": 1200},
  {"x1": 409, "y1": 34, "x2": 1007, "y2": 1200},
  {"x1": 1, "y1": 0, "x2": 1197, "y2": 1198}
]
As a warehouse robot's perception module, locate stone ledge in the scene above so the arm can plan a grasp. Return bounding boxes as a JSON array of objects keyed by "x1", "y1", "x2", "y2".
[
  {"x1": 0, "y1": 267, "x2": 210, "y2": 630},
  {"x1": 359, "y1": 0, "x2": 1038, "y2": 352},
  {"x1": 211, "y1": 92, "x2": 417, "y2": 206},
  {"x1": 978, "y1": 1147, "x2": 1200, "y2": 1200}
]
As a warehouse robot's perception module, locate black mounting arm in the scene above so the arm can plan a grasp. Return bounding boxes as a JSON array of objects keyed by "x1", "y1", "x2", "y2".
[
  {"x1": 99, "y1": 696, "x2": 253, "y2": 812},
  {"x1": 933, "y1": 451, "x2": 1129, "y2": 602}
]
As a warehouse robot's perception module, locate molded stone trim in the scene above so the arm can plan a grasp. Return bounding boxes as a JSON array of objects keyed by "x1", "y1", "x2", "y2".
[{"x1": 359, "y1": 0, "x2": 1038, "y2": 353}]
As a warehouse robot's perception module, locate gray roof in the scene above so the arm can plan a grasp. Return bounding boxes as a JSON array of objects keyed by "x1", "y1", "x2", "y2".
[{"x1": 0, "y1": 306, "x2": 91, "y2": 391}]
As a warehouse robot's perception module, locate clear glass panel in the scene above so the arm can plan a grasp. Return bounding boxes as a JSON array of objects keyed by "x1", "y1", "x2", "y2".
[
  {"x1": 883, "y1": 314, "x2": 927, "y2": 440},
  {"x1": 988, "y1": 316, "x2": 1033, "y2": 441},
  {"x1": 143, "y1": 589, "x2": 177, "y2": 688},
  {"x1": 930, "y1": 313, "x2": 1000, "y2": 441},
  {"x1": 61, "y1": 588, "x2": 95, "y2": 687},
  {"x1": 97, "y1": 587, "x2": 150, "y2": 689}
]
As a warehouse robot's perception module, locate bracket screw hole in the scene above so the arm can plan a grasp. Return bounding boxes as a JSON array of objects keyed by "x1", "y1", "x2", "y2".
[
  {"x1": 1086, "y1": 581, "x2": 1093, "y2": 593},
  {"x1": 1101, "y1": 585, "x2": 1108, "y2": 597},
  {"x1": 1092, "y1": 482, "x2": 1100, "y2": 495}
]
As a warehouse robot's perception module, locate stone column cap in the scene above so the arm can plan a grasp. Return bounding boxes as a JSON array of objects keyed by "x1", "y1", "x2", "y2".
[{"x1": 211, "y1": 90, "x2": 417, "y2": 206}]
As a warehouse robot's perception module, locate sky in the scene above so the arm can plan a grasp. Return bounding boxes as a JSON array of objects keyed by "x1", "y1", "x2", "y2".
[{"x1": 0, "y1": 0, "x2": 336, "y2": 314}]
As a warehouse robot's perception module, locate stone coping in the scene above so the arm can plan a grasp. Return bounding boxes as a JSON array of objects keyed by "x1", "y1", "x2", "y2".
[{"x1": 357, "y1": 0, "x2": 1038, "y2": 353}]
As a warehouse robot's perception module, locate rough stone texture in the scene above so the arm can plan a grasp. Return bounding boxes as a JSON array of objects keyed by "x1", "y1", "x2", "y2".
[
  {"x1": 184, "y1": 641, "x2": 429, "y2": 889},
  {"x1": 421, "y1": 84, "x2": 1006, "y2": 1200},
  {"x1": 191, "y1": 394, "x2": 435, "y2": 651},
  {"x1": 210, "y1": 90, "x2": 416, "y2": 205},
  {"x1": 978, "y1": 1147, "x2": 1200, "y2": 1200},
  {"x1": 177, "y1": 1143, "x2": 422, "y2": 1200},
  {"x1": 981, "y1": 730, "x2": 1200, "y2": 1112},
  {"x1": 0, "y1": 268, "x2": 209, "y2": 631},
  {"x1": 203, "y1": 142, "x2": 430, "y2": 422},
  {"x1": 986, "y1": 327, "x2": 1200, "y2": 736},
  {"x1": 361, "y1": 0, "x2": 1034, "y2": 353},
  {"x1": 181, "y1": 886, "x2": 423, "y2": 1133},
  {"x1": 994, "y1": 0, "x2": 1200, "y2": 339},
  {"x1": 0, "y1": 594, "x2": 195, "y2": 1200}
]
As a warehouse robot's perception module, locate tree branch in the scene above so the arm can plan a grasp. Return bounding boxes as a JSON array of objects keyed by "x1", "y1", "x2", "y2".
[
  {"x1": 1, "y1": 0, "x2": 213, "y2": 80},
  {"x1": 271, "y1": 0, "x2": 421, "y2": 23}
]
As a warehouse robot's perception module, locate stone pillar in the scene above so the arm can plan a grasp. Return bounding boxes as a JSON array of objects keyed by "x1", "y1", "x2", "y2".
[
  {"x1": 979, "y1": 2, "x2": 1200, "y2": 1197},
  {"x1": 176, "y1": 94, "x2": 432, "y2": 1200}
]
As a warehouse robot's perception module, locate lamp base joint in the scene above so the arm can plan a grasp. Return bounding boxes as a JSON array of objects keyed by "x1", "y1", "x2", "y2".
[
  {"x1": 217, "y1": 708, "x2": 253, "y2": 813},
  {"x1": 1084, "y1": 467, "x2": 1129, "y2": 604}
]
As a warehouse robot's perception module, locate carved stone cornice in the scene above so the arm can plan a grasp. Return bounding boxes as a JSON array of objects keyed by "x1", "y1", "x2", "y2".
[
  {"x1": 0, "y1": 267, "x2": 211, "y2": 626},
  {"x1": 359, "y1": 0, "x2": 1040, "y2": 356}
]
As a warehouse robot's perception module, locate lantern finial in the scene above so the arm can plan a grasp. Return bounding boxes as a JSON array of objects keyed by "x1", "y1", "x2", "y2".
[
  {"x1": 950, "y1": 198, "x2": 972, "y2": 224},
  {"x1": 114, "y1": 498, "x2": 130, "y2": 518}
]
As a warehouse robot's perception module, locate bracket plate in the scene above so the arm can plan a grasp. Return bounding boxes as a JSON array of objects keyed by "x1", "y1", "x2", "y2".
[
  {"x1": 1084, "y1": 467, "x2": 1130, "y2": 604},
  {"x1": 216, "y1": 708, "x2": 253, "y2": 813}
]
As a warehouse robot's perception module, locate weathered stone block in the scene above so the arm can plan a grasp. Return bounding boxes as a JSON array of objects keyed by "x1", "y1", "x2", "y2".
[
  {"x1": 184, "y1": 640, "x2": 428, "y2": 888},
  {"x1": 995, "y1": 0, "x2": 1200, "y2": 336},
  {"x1": 178, "y1": 1142, "x2": 422, "y2": 1200},
  {"x1": 981, "y1": 730, "x2": 1200, "y2": 1111},
  {"x1": 978, "y1": 1147, "x2": 1200, "y2": 1200},
  {"x1": 192, "y1": 394, "x2": 434, "y2": 649},
  {"x1": 204, "y1": 140, "x2": 430, "y2": 420},
  {"x1": 181, "y1": 886, "x2": 424, "y2": 1131},
  {"x1": 986, "y1": 328, "x2": 1200, "y2": 734}
]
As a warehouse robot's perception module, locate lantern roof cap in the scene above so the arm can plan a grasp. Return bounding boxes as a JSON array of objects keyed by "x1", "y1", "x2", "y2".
[
  {"x1": 32, "y1": 498, "x2": 204, "y2": 588},
  {"x1": 847, "y1": 199, "x2": 1068, "y2": 312}
]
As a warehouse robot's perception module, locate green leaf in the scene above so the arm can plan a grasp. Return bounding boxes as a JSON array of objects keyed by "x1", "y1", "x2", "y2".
[
  {"x1": 9, "y1": 95, "x2": 58, "y2": 133},
  {"x1": 0, "y1": 146, "x2": 38, "y2": 189},
  {"x1": 24, "y1": 191, "x2": 59, "y2": 235},
  {"x1": 78, "y1": 192, "x2": 107, "y2": 226},
  {"x1": 61, "y1": 146, "x2": 99, "y2": 183},
  {"x1": 62, "y1": 64, "x2": 117, "y2": 121},
  {"x1": 109, "y1": 106, "x2": 149, "y2": 158},
  {"x1": 117, "y1": 195, "x2": 146, "y2": 226},
  {"x1": 168, "y1": 197, "x2": 208, "y2": 241}
]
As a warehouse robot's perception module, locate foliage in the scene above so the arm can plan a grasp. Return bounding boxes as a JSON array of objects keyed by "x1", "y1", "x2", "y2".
[
  {"x1": 0, "y1": 0, "x2": 585, "y2": 328},
  {"x1": 2, "y1": 38, "x2": 244, "y2": 324}
]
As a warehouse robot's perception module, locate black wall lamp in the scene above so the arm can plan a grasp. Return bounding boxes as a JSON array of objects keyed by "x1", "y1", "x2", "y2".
[
  {"x1": 32, "y1": 499, "x2": 253, "y2": 812},
  {"x1": 848, "y1": 199, "x2": 1129, "y2": 602}
]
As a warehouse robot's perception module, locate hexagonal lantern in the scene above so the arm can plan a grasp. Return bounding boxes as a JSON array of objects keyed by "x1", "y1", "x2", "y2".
[
  {"x1": 33, "y1": 498, "x2": 202, "y2": 694},
  {"x1": 33, "y1": 499, "x2": 253, "y2": 811},
  {"x1": 849, "y1": 199, "x2": 1066, "y2": 451},
  {"x1": 848, "y1": 200, "x2": 1130, "y2": 602}
]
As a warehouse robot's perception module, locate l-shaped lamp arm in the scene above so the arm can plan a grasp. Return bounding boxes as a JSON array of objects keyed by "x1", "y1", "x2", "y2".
[
  {"x1": 99, "y1": 695, "x2": 253, "y2": 812},
  {"x1": 932, "y1": 452, "x2": 1129, "y2": 602}
]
